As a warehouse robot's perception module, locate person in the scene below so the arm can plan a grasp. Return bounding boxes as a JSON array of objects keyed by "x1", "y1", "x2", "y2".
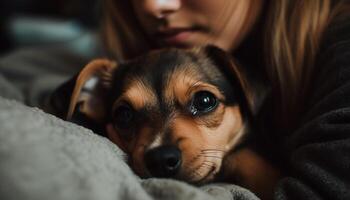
[{"x1": 102, "y1": 0, "x2": 350, "y2": 199}]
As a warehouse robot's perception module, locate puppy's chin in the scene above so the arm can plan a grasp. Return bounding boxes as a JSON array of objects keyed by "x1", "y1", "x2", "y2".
[
  {"x1": 178, "y1": 157, "x2": 223, "y2": 185},
  {"x1": 133, "y1": 157, "x2": 223, "y2": 184}
]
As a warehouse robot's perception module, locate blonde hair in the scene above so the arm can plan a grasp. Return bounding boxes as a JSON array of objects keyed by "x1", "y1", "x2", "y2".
[
  {"x1": 102, "y1": 0, "x2": 350, "y2": 130},
  {"x1": 102, "y1": 1, "x2": 151, "y2": 60}
]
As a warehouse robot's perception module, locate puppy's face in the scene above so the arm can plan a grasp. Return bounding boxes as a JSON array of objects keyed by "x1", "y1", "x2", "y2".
[{"x1": 66, "y1": 46, "x2": 252, "y2": 184}]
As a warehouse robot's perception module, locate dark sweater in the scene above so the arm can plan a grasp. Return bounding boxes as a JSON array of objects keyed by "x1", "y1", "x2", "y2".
[{"x1": 270, "y1": 16, "x2": 350, "y2": 200}]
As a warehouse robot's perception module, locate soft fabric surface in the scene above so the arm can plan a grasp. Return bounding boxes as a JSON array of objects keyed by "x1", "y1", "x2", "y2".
[{"x1": 0, "y1": 34, "x2": 258, "y2": 200}]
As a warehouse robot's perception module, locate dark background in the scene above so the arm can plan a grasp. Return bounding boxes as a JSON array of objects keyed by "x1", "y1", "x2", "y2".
[{"x1": 0, "y1": 0, "x2": 100, "y2": 55}]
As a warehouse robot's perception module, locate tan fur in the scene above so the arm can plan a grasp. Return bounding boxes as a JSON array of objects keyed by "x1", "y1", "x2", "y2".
[
  {"x1": 131, "y1": 125, "x2": 153, "y2": 176},
  {"x1": 114, "y1": 78, "x2": 157, "y2": 111},
  {"x1": 163, "y1": 65, "x2": 202, "y2": 106},
  {"x1": 164, "y1": 65, "x2": 225, "y2": 108},
  {"x1": 222, "y1": 149, "x2": 281, "y2": 200},
  {"x1": 124, "y1": 103, "x2": 245, "y2": 182}
]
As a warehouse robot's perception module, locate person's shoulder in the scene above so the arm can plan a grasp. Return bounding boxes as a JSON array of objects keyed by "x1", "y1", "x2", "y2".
[
  {"x1": 305, "y1": 14, "x2": 350, "y2": 118},
  {"x1": 314, "y1": 14, "x2": 350, "y2": 79},
  {"x1": 320, "y1": 14, "x2": 350, "y2": 55}
]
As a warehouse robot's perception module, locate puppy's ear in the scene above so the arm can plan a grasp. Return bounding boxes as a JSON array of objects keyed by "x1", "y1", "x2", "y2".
[
  {"x1": 67, "y1": 59, "x2": 117, "y2": 123},
  {"x1": 203, "y1": 45, "x2": 255, "y2": 115}
]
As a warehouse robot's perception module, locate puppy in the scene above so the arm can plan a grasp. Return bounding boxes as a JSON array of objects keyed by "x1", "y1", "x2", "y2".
[{"x1": 49, "y1": 45, "x2": 280, "y2": 199}]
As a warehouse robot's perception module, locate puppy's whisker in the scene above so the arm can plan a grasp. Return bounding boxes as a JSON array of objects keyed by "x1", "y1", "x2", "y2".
[
  {"x1": 201, "y1": 149, "x2": 226, "y2": 153},
  {"x1": 200, "y1": 150, "x2": 226, "y2": 157},
  {"x1": 202, "y1": 160, "x2": 216, "y2": 164},
  {"x1": 201, "y1": 155, "x2": 223, "y2": 159},
  {"x1": 196, "y1": 162, "x2": 211, "y2": 176},
  {"x1": 199, "y1": 152, "x2": 224, "y2": 157},
  {"x1": 201, "y1": 162, "x2": 214, "y2": 168},
  {"x1": 192, "y1": 167, "x2": 203, "y2": 178},
  {"x1": 201, "y1": 151, "x2": 223, "y2": 154},
  {"x1": 188, "y1": 171, "x2": 195, "y2": 179},
  {"x1": 200, "y1": 150, "x2": 224, "y2": 154}
]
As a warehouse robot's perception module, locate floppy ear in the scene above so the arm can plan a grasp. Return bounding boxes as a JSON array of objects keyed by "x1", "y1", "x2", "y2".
[
  {"x1": 203, "y1": 45, "x2": 256, "y2": 116},
  {"x1": 67, "y1": 59, "x2": 117, "y2": 123}
]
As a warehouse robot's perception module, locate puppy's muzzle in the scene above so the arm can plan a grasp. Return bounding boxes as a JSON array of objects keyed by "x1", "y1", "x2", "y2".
[{"x1": 145, "y1": 145, "x2": 182, "y2": 178}]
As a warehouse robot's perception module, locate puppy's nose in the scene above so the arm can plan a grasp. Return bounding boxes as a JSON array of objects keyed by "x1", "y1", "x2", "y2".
[{"x1": 145, "y1": 145, "x2": 182, "y2": 178}]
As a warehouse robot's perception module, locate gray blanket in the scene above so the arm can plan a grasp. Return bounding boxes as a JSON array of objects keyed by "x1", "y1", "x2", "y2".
[{"x1": 0, "y1": 46, "x2": 258, "y2": 200}]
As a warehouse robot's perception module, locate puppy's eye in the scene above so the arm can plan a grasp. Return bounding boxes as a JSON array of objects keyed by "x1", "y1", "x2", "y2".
[
  {"x1": 190, "y1": 91, "x2": 218, "y2": 115},
  {"x1": 113, "y1": 104, "x2": 134, "y2": 129}
]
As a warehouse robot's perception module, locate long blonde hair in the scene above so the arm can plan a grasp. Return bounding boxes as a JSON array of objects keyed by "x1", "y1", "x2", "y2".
[
  {"x1": 102, "y1": 1, "x2": 152, "y2": 60},
  {"x1": 102, "y1": 0, "x2": 349, "y2": 130}
]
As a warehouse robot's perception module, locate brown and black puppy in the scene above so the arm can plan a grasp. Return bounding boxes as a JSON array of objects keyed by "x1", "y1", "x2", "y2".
[{"x1": 49, "y1": 45, "x2": 279, "y2": 199}]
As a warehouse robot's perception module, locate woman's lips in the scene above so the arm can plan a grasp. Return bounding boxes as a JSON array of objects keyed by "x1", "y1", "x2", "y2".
[{"x1": 155, "y1": 28, "x2": 197, "y2": 46}]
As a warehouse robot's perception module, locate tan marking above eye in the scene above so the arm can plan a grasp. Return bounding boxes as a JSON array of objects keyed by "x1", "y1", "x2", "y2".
[
  {"x1": 163, "y1": 65, "x2": 201, "y2": 106},
  {"x1": 113, "y1": 78, "x2": 157, "y2": 111},
  {"x1": 164, "y1": 65, "x2": 225, "y2": 108}
]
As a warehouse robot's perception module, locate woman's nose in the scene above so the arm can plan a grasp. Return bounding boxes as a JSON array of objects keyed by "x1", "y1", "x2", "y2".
[{"x1": 143, "y1": 0, "x2": 181, "y2": 18}]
